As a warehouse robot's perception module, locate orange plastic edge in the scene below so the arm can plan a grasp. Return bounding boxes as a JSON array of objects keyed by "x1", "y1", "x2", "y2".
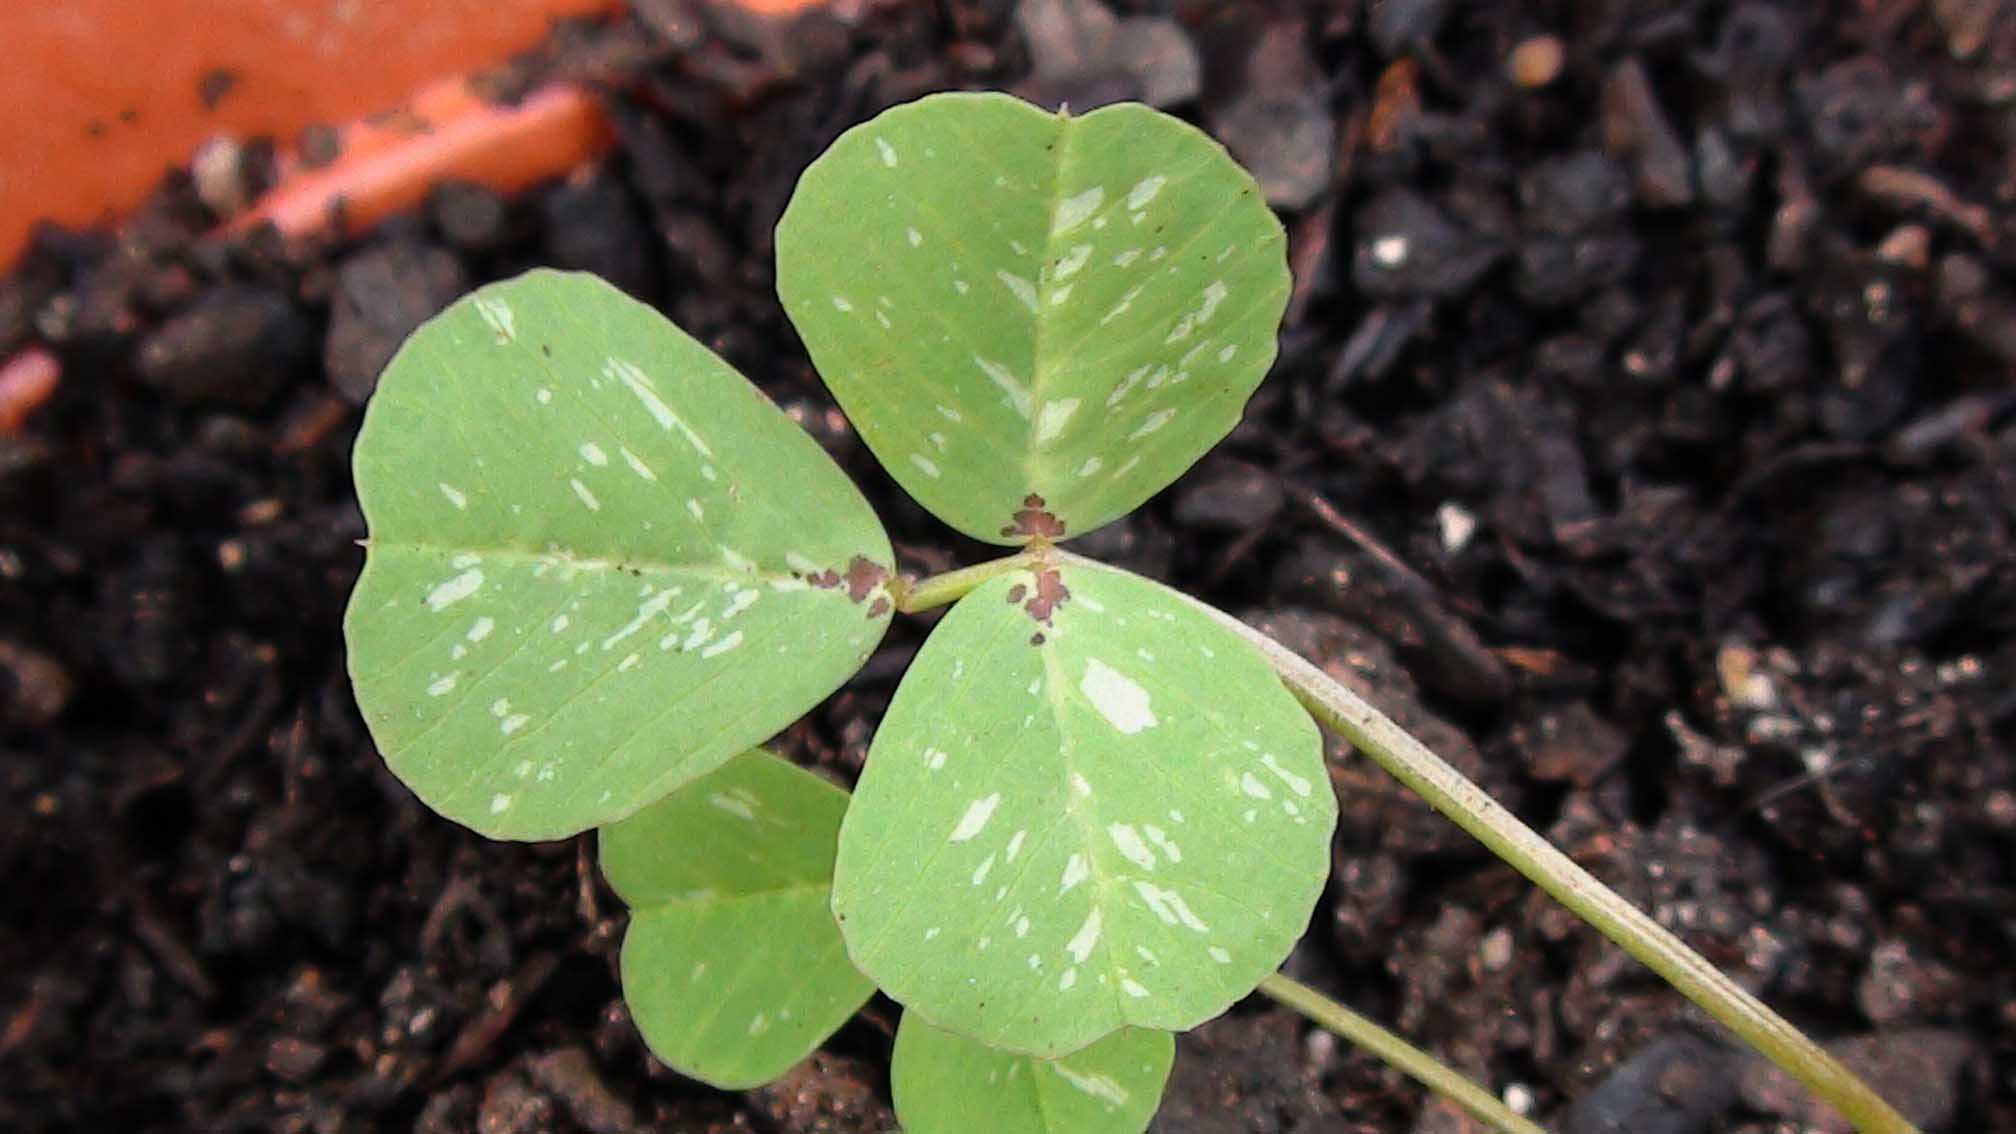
[
  {"x1": 0, "y1": 1, "x2": 620, "y2": 267},
  {"x1": 243, "y1": 79, "x2": 613, "y2": 240}
]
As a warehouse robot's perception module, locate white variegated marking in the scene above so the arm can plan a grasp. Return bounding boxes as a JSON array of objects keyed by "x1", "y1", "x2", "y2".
[
  {"x1": 994, "y1": 270, "x2": 1038, "y2": 313},
  {"x1": 1081, "y1": 658, "x2": 1157, "y2": 733},
  {"x1": 1052, "y1": 1062, "x2": 1130, "y2": 1105},
  {"x1": 1065, "y1": 908, "x2": 1102, "y2": 964},
  {"x1": 700, "y1": 630, "x2": 745, "y2": 658},
  {"x1": 473, "y1": 296, "x2": 516, "y2": 340},
  {"x1": 618, "y1": 447, "x2": 656, "y2": 480},
  {"x1": 1127, "y1": 174, "x2": 1168, "y2": 210},
  {"x1": 1060, "y1": 853, "x2": 1089, "y2": 893},
  {"x1": 1053, "y1": 243, "x2": 1094, "y2": 280},
  {"x1": 948, "y1": 792, "x2": 1002, "y2": 842},
  {"x1": 1052, "y1": 186, "x2": 1105, "y2": 234},
  {"x1": 1128, "y1": 409, "x2": 1176, "y2": 441},
  {"x1": 606, "y1": 358, "x2": 712, "y2": 457},
  {"x1": 973, "y1": 355, "x2": 1033, "y2": 417},
  {"x1": 1035, "y1": 397, "x2": 1081, "y2": 444},
  {"x1": 1108, "y1": 823, "x2": 1157, "y2": 870},
  {"x1": 1260, "y1": 752, "x2": 1314, "y2": 797},
  {"x1": 426, "y1": 569, "x2": 484, "y2": 611}
]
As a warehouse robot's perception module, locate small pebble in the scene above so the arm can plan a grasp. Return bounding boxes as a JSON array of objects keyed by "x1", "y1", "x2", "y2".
[{"x1": 1508, "y1": 36, "x2": 1565, "y2": 88}]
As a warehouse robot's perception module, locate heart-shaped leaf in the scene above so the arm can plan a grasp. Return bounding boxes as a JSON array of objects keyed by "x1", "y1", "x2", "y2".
[
  {"x1": 893, "y1": 1014, "x2": 1173, "y2": 1134},
  {"x1": 777, "y1": 92, "x2": 1289, "y2": 545},
  {"x1": 346, "y1": 270, "x2": 893, "y2": 840},
  {"x1": 832, "y1": 559, "x2": 1334, "y2": 1055},
  {"x1": 601, "y1": 749, "x2": 873, "y2": 1089}
]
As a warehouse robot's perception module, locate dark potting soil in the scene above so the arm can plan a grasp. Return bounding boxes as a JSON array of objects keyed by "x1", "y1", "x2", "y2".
[{"x1": 2, "y1": 2, "x2": 2012, "y2": 1132}]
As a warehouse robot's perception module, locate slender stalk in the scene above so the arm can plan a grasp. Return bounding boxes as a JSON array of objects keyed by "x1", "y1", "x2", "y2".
[
  {"x1": 1048, "y1": 551, "x2": 1918, "y2": 1134},
  {"x1": 1258, "y1": 974, "x2": 1549, "y2": 1134},
  {"x1": 895, "y1": 550, "x2": 1043, "y2": 613}
]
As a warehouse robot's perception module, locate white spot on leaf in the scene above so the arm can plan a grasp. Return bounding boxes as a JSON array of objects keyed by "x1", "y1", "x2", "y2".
[
  {"x1": 1108, "y1": 823, "x2": 1157, "y2": 870},
  {"x1": 426, "y1": 569, "x2": 484, "y2": 611},
  {"x1": 1126, "y1": 175, "x2": 1167, "y2": 210},
  {"x1": 700, "y1": 630, "x2": 744, "y2": 658},
  {"x1": 1054, "y1": 1064, "x2": 1130, "y2": 1105},
  {"x1": 709, "y1": 792, "x2": 756, "y2": 820},
  {"x1": 1060, "y1": 853, "x2": 1088, "y2": 893},
  {"x1": 973, "y1": 355, "x2": 1032, "y2": 417},
  {"x1": 1081, "y1": 658, "x2": 1157, "y2": 733},
  {"x1": 606, "y1": 359, "x2": 712, "y2": 457},
  {"x1": 948, "y1": 792, "x2": 1001, "y2": 842},
  {"x1": 1260, "y1": 753, "x2": 1314, "y2": 797},
  {"x1": 1052, "y1": 186, "x2": 1105, "y2": 234},
  {"x1": 1065, "y1": 908, "x2": 1102, "y2": 963},
  {"x1": 1128, "y1": 409, "x2": 1176, "y2": 441},
  {"x1": 994, "y1": 270, "x2": 1038, "y2": 314},
  {"x1": 619, "y1": 448, "x2": 656, "y2": 480},
  {"x1": 473, "y1": 296, "x2": 516, "y2": 340},
  {"x1": 1035, "y1": 398, "x2": 1081, "y2": 444}
]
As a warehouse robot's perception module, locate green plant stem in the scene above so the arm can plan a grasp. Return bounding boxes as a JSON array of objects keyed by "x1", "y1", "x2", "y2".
[
  {"x1": 1074, "y1": 552, "x2": 1919, "y2": 1134},
  {"x1": 1257, "y1": 974, "x2": 1548, "y2": 1134},
  {"x1": 894, "y1": 550, "x2": 1043, "y2": 613}
]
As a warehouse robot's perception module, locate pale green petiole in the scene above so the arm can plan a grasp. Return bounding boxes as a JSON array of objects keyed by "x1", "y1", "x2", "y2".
[
  {"x1": 892, "y1": 549, "x2": 1045, "y2": 613},
  {"x1": 1257, "y1": 974, "x2": 1548, "y2": 1134}
]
